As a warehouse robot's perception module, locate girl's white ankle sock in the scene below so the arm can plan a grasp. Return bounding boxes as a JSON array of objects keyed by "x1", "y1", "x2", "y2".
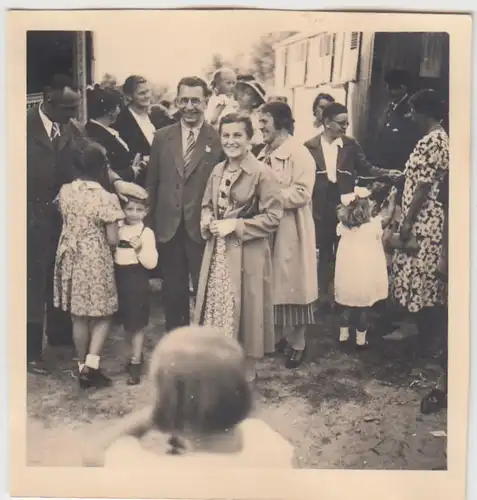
[
  {"x1": 85, "y1": 354, "x2": 100, "y2": 370},
  {"x1": 339, "y1": 327, "x2": 350, "y2": 342},
  {"x1": 356, "y1": 330, "x2": 367, "y2": 346}
]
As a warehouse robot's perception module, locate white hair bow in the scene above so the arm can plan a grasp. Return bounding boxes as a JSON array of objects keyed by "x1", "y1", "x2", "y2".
[{"x1": 340, "y1": 186, "x2": 372, "y2": 207}]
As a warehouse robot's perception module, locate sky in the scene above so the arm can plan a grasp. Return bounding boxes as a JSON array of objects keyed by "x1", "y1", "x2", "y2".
[{"x1": 93, "y1": 10, "x2": 323, "y2": 91}]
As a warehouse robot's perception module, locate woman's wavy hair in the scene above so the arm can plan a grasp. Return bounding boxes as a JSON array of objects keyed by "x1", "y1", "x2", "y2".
[
  {"x1": 260, "y1": 101, "x2": 295, "y2": 134},
  {"x1": 219, "y1": 112, "x2": 254, "y2": 139},
  {"x1": 337, "y1": 197, "x2": 373, "y2": 229}
]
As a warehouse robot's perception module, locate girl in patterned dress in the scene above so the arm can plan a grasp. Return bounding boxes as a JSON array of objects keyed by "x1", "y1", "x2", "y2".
[{"x1": 54, "y1": 139, "x2": 125, "y2": 389}]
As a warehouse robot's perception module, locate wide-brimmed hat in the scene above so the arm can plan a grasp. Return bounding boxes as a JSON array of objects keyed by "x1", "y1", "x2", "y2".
[{"x1": 236, "y1": 75, "x2": 266, "y2": 105}]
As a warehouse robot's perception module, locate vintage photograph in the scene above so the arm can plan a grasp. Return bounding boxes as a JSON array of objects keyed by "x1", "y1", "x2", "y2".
[
  {"x1": 13, "y1": 11, "x2": 470, "y2": 498},
  {"x1": 26, "y1": 25, "x2": 451, "y2": 470}
]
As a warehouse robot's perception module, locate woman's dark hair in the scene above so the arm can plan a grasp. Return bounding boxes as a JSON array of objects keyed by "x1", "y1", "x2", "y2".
[
  {"x1": 337, "y1": 197, "x2": 372, "y2": 229},
  {"x1": 177, "y1": 76, "x2": 210, "y2": 98},
  {"x1": 87, "y1": 85, "x2": 123, "y2": 119},
  {"x1": 322, "y1": 102, "x2": 348, "y2": 122},
  {"x1": 122, "y1": 75, "x2": 148, "y2": 96},
  {"x1": 73, "y1": 138, "x2": 108, "y2": 180},
  {"x1": 384, "y1": 68, "x2": 411, "y2": 90},
  {"x1": 312, "y1": 93, "x2": 335, "y2": 114},
  {"x1": 260, "y1": 101, "x2": 295, "y2": 134},
  {"x1": 219, "y1": 113, "x2": 254, "y2": 140},
  {"x1": 409, "y1": 89, "x2": 447, "y2": 122}
]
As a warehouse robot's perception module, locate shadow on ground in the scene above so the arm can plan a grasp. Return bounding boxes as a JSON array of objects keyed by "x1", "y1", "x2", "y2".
[{"x1": 27, "y1": 290, "x2": 447, "y2": 469}]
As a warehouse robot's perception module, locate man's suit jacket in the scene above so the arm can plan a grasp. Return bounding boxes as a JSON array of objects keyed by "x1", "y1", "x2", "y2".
[
  {"x1": 27, "y1": 105, "x2": 84, "y2": 323},
  {"x1": 85, "y1": 120, "x2": 135, "y2": 183},
  {"x1": 372, "y1": 96, "x2": 422, "y2": 171},
  {"x1": 113, "y1": 106, "x2": 157, "y2": 186},
  {"x1": 146, "y1": 121, "x2": 223, "y2": 244},
  {"x1": 304, "y1": 133, "x2": 388, "y2": 221}
]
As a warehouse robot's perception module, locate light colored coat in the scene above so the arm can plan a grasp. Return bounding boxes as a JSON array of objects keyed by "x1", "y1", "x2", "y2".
[
  {"x1": 258, "y1": 136, "x2": 318, "y2": 305},
  {"x1": 194, "y1": 153, "x2": 283, "y2": 358}
]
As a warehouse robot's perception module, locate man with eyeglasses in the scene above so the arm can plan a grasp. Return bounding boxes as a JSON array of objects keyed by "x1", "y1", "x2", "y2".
[
  {"x1": 146, "y1": 76, "x2": 223, "y2": 332},
  {"x1": 305, "y1": 102, "x2": 402, "y2": 314}
]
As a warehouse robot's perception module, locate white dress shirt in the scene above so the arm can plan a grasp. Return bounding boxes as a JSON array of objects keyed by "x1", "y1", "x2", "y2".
[
  {"x1": 39, "y1": 104, "x2": 58, "y2": 138},
  {"x1": 114, "y1": 221, "x2": 158, "y2": 270},
  {"x1": 181, "y1": 119, "x2": 204, "y2": 155},
  {"x1": 128, "y1": 107, "x2": 155, "y2": 146},
  {"x1": 320, "y1": 136, "x2": 343, "y2": 184}
]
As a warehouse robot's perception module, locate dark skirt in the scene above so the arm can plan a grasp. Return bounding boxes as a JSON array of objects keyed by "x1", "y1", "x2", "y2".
[
  {"x1": 274, "y1": 303, "x2": 316, "y2": 327},
  {"x1": 115, "y1": 264, "x2": 150, "y2": 333}
]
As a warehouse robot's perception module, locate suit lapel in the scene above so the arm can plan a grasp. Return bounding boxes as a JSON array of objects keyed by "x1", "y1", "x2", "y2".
[
  {"x1": 29, "y1": 106, "x2": 53, "y2": 150},
  {"x1": 336, "y1": 139, "x2": 352, "y2": 172},
  {"x1": 168, "y1": 123, "x2": 185, "y2": 177},
  {"x1": 184, "y1": 124, "x2": 210, "y2": 180},
  {"x1": 56, "y1": 122, "x2": 71, "y2": 151}
]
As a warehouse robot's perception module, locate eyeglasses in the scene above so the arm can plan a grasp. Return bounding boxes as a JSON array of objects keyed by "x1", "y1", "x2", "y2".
[{"x1": 178, "y1": 97, "x2": 203, "y2": 107}]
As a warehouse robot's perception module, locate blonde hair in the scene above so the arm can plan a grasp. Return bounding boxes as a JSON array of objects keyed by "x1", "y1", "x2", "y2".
[{"x1": 149, "y1": 326, "x2": 252, "y2": 437}]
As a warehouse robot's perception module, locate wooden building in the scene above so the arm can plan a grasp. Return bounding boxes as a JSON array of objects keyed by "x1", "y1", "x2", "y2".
[
  {"x1": 273, "y1": 31, "x2": 449, "y2": 153},
  {"x1": 27, "y1": 31, "x2": 95, "y2": 123}
]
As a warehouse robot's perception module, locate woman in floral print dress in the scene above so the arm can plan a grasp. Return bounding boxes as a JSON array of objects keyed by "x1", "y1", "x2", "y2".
[
  {"x1": 195, "y1": 113, "x2": 283, "y2": 383},
  {"x1": 390, "y1": 90, "x2": 449, "y2": 350}
]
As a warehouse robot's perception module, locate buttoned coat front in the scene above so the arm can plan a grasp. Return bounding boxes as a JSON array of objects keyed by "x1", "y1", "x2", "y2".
[
  {"x1": 258, "y1": 137, "x2": 318, "y2": 306},
  {"x1": 194, "y1": 154, "x2": 283, "y2": 358}
]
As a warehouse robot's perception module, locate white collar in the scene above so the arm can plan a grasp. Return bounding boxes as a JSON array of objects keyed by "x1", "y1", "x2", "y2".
[
  {"x1": 129, "y1": 106, "x2": 152, "y2": 123},
  {"x1": 90, "y1": 119, "x2": 120, "y2": 137},
  {"x1": 181, "y1": 119, "x2": 204, "y2": 136},
  {"x1": 321, "y1": 135, "x2": 343, "y2": 148},
  {"x1": 39, "y1": 103, "x2": 56, "y2": 137}
]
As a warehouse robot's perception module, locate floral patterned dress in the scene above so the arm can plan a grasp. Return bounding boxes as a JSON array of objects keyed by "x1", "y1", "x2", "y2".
[
  {"x1": 53, "y1": 180, "x2": 125, "y2": 317},
  {"x1": 203, "y1": 165, "x2": 237, "y2": 337},
  {"x1": 390, "y1": 127, "x2": 449, "y2": 313}
]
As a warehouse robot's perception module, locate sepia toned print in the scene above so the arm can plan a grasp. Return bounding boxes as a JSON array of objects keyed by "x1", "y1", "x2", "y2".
[{"x1": 9, "y1": 9, "x2": 470, "y2": 500}]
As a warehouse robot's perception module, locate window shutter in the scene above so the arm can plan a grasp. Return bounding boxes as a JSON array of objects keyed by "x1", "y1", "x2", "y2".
[
  {"x1": 306, "y1": 33, "x2": 333, "y2": 86},
  {"x1": 275, "y1": 46, "x2": 287, "y2": 89},
  {"x1": 286, "y1": 40, "x2": 307, "y2": 88},
  {"x1": 332, "y1": 31, "x2": 361, "y2": 84}
]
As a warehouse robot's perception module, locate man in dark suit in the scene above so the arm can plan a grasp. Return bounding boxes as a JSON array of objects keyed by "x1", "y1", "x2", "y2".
[
  {"x1": 146, "y1": 76, "x2": 223, "y2": 332},
  {"x1": 372, "y1": 69, "x2": 422, "y2": 172},
  {"x1": 304, "y1": 102, "x2": 402, "y2": 312},
  {"x1": 27, "y1": 74, "x2": 146, "y2": 374}
]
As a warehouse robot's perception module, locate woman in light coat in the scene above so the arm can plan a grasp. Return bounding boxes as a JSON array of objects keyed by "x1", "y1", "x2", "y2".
[
  {"x1": 194, "y1": 113, "x2": 283, "y2": 383},
  {"x1": 257, "y1": 101, "x2": 318, "y2": 369}
]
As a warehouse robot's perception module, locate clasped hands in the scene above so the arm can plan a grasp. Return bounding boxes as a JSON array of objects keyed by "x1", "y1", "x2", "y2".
[{"x1": 202, "y1": 214, "x2": 237, "y2": 237}]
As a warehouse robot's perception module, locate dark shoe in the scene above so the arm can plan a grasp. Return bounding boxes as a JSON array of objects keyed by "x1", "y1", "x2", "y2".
[
  {"x1": 275, "y1": 337, "x2": 289, "y2": 354},
  {"x1": 125, "y1": 354, "x2": 144, "y2": 374},
  {"x1": 356, "y1": 341, "x2": 369, "y2": 350},
  {"x1": 78, "y1": 366, "x2": 94, "y2": 389},
  {"x1": 285, "y1": 345, "x2": 307, "y2": 369},
  {"x1": 85, "y1": 368, "x2": 113, "y2": 389},
  {"x1": 27, "y1": 360, "x2": 49, "y2": 375},
  {"x1": 421, "y1": 388, "x2": 447, "y2": 414},
  {"x1": 127, "y1": 363, "x2": 142, "y2": 386}
]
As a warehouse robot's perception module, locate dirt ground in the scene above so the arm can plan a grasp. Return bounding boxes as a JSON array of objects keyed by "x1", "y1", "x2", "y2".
[{"x1": 27, "y1": 288, "x2": 447, "y2": 469}]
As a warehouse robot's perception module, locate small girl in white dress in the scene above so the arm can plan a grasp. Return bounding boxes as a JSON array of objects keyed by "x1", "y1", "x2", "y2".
[{"x1": 334, "y1": 187, "x2": 397, "y2": 348}]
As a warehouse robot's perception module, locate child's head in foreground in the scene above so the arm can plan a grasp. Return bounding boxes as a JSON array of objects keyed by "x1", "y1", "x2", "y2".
[
  {"x1": 120, "y1": 195, "x2": 149, "y2": 225},
  {"x1": 148, "y1": 326, "x2": 252, "y2": 438}
]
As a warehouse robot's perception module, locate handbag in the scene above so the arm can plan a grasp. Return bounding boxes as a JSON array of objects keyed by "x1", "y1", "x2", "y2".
[{"x1": 384, "y1": 232, "x2": 420, "y2": 253}]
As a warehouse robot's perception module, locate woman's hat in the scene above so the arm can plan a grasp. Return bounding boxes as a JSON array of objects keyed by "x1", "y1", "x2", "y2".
[{"x1": 236, "y1": 75, "x2": 266, "y2": 105}]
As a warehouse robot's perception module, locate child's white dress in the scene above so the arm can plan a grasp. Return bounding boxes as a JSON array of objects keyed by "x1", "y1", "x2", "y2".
[
  {"x1": 334, "y1": 216, "x2": 388, "y2": 308},
  {"x1": 205, "y1": 94, "x2": 239, "y2": 129}
]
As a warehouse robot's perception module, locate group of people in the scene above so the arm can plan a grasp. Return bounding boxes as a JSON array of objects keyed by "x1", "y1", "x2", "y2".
[{"x1": 27, "y1": 67, "x2": 449, "y2": 418}]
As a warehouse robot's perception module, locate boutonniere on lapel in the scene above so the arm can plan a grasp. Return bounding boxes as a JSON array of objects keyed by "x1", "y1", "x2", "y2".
[{"x1": 205, "y1": 145, "x2": 212, "y2": 153}]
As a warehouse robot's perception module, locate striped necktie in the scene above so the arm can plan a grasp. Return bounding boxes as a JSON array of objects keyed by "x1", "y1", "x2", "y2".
[{"x1": 183, "y1": 129, "x2": 196, "y2": 171}]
